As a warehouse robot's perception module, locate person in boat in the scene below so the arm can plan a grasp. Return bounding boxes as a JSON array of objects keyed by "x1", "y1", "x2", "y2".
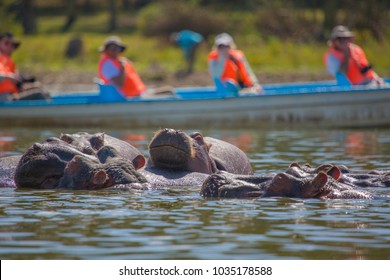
[
  {"x1": 0, "y1": 32, "x2": 49, "y2": 102},
  {"x1": 98, "y1": 36, "x2": 173, "y2": 98},
  {"x1": 324, "y1": 25, "x2": 385, "y2": 87},
  {"x1": 170, "y1": 30, "x2": 203, "y2": 77},
  {"x1": 208, "y1": 33, "x2": 262, "y2": 95}
]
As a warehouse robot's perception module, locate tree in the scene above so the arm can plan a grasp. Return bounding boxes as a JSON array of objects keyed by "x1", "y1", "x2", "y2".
[
  {"x1": 108, "y1": 0, "x2": 117, "y2": 32},
  {"x1": 20, "y1": 0, "x2": 37, "y2": 34},
  {"x1": 62, "y1": 0, "x2": 78, "y2": 32},
  {"x1": 322, "y1": 0, "x2": 338, "y2": 39}
]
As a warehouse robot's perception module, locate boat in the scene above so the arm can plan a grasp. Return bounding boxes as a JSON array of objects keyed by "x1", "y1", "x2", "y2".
[{"x1": 1, "y1": 79, "x2": 390, "y2": 129}]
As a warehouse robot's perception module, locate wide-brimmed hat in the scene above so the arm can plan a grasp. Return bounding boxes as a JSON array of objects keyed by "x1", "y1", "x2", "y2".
[
  {"x1": 330, "y1": 25, "x2": 354, "y2": 40},
  {"x1": 0, "y1": 32, "x2": 21, "y2": 49},
  {"x1": 214, "y1": 33, "x2": 234, "y2": 47},
  {"x1": 99, "y1": 36, "x2": 126, "y2": 52}
]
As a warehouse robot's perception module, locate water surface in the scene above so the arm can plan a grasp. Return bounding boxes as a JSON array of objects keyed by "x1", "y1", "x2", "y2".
[{"x1": 1, "y1": 127, "x2": 390, "y2": 259}]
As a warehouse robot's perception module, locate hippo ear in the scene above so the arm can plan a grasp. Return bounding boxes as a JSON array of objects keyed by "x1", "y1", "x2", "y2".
[
  {"x1": 132, "y1": 155, "x2": 146, "y2": 170},
  {"x1": 191, "y1": 132, "x2": 205, "y2": 144},
  {"x1": 90, "y1": 133, "x2": 105, "y2": 150},
  {"x1": 311, "y1": 172, "x2": 328, "y2": 190},
  {"x1": 327, "y1": 166, "x2": 341, "y2": 180},
  {"x1": 315, "y1": 164, "x2": 333, "y2": 173},
  {"x1": 304, "y1": 163, "x2": 311, "y2": 168},
  {"x1": 191, "y1": 132, "x2": 211, "y2": 154},
  {"x1": 290, "y1": 162, "x2": 301, "y2": 168},
  {"x1": 60, "y1": 133, "x2": 73, "y2": 144},
  {"x1": 92, "y1": 170, "x2": 108, "y2": 186}
]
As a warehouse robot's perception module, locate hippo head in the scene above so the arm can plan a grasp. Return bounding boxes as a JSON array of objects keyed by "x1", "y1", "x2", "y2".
[
  {"x1": 58, "y1": 148, "x2": 148, "y2": 190},
  {"x1": 148, "y1": 128, "x2": 217, "y2": 174},
  {"x1": 263, "y1": 172, "x2": 331, "y2": 198},
  {"x1": 14, "y1": 141, "x2": 93, "y2": 189},
  {"x1": 15, "y1": 141, "x2": 147, "y2": 190},
  {"x1": 200, "y1": 172, "x2": 264, "y2": 198},
  {"x1": 60, "y1": 132, "x2": 105, "y2": 155},
  {"x1": 286, "y1": 162, "x2": 342, "y2": 180}
]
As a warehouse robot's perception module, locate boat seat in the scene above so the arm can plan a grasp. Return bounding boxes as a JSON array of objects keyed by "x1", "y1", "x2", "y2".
[
  {"x1": 214, "y1": 78, "x2": 239, "y2": 97},
  {"x1": 97, "y1": 83, "x2": 126, "y2": 102},
  {"x1": 335, "y1": 73, "x2": 351, "y2": 86}
]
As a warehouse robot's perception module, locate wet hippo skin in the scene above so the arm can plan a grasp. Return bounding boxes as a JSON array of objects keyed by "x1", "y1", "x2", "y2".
[
  {"x1": 200, "y1": 163, "x2": 380, "y2": 199},
  {"x1": 147, "y1": 128, "x2": 253, "y2": 175}
]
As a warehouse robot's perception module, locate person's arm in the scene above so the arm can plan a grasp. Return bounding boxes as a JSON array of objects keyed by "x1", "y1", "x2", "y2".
[
  {"x1": 110, "y1": 60, "x2": 125, "y2": 87},
  {"x1": 208, "y1": 55, "x2": 226, "y2": 79},
  {"x1": 325, "y1": 54, "x2": 341, "y2": 77},
  {"x1": 101, "y1": 59, "x2": 123, "y2": 87},
  {"x1": 0, "y1": 72, "x2": 21, "y2": 84}
]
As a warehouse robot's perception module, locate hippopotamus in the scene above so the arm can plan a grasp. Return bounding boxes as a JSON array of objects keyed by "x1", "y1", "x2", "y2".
[
  {"x1": 289, "y1": 162, "x2": 390, "y2": 188},
  {"x1": 200, "y1": 163, "x2": 376, "y2": 199},
  {"x1": 0, "y1": 155, "x2": 21, "y2": 188},
  {"x1": 147, "y1": 128, "x2": 253, "y2": 175},
  {"x1": 58, "y1": 131, "x2": 145, "y2": 165},
  {"x1": 14, "y1": 138, "x2": 147, "y2": 190},
  {"x1": 58, "y1": 146, "x2": 149, "y2": 190},
  {"x1": 1, "y1": 130, "x2": 388, "y2": 195},
  {"x1": 135, "y1": 128, "x2": 254, "y2": 188}
]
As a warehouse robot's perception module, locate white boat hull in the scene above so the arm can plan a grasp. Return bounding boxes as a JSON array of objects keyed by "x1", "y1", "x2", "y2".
[{"x1": 1, "y1": 83, "x2": 390, "y2": 128}]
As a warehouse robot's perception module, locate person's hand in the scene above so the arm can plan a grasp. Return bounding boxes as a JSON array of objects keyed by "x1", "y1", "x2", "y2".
[
  {"x1": 240, "y1": 84, "x2": 264, "y2": 95},
  {"x1": 252, "y1": 83, "x2": 264, "y2": 94}
]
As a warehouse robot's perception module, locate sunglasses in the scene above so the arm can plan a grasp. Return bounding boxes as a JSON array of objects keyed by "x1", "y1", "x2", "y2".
[
  {"x1": 337, "y1": 37, "x2": 351, "y2": 41},
  {"x1": 106, "y1": 44, "x2": 123, "y2": 52},
  {"x1": 1, "y1": 40, "x2": 18, "y2": 48}
]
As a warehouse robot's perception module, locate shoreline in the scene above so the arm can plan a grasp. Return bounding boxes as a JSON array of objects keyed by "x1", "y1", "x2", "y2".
[{"x1": 37, "y1": 69, "x2": 333, "y2": 93}]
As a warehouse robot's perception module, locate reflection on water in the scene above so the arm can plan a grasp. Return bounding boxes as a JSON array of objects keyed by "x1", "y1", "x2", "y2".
[{"x1": 0, "y1": 127, "x2": 390, "y2": 259}]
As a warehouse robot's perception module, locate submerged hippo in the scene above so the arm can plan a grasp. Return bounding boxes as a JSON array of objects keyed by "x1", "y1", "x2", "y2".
[
  {"x1": 0, "y1": 155, "x2": 21, "y2": 188},
  {"x1": 58, "y1": 131, "x2": 145, "y2": 165},
  {"x1": 137, "y1": 128, "x2": 254, "y2": 188},
  {"x1": 200, "y1": 163, "x2": 376, "y2": 199},
  {"x1": 58, "y1": 146, "x2": 148, "y2": 190},
  {"x1": 147, "y1": 128, "x2": 253, "y2": 175},
  {"x1": 14, "y1": 137, "x2": 147, "y2": 190}
]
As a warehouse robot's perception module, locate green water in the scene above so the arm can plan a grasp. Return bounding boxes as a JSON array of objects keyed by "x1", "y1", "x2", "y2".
[{"x1": 1, "y1": 127, "x2": 390, "y2": 259}]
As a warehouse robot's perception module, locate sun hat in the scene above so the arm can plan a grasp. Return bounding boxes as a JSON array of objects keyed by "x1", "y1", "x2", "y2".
[
  {"x1": 214, "y1": 33, "x2": 234, "y2": 47},
  {"x1": 99, "y1": 36, "x2": 126, "y2": 52},
  {"x1": 0, "y1": 32, "x2": 21, "y2": 49},
  {"x1": 330, "y1": 25, "x2": 354, "y2": 40}
]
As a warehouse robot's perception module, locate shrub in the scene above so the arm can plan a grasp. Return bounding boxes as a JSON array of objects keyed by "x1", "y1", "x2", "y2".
[
  {"x1": 254, "y1": 5, "x2": 322, "y2": 42},
  {"x1": 138, "y1": 2, "x2": 227, "y2": 38}
]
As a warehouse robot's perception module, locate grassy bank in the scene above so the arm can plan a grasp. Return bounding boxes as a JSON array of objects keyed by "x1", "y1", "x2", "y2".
[{"x1": 9, "y1": 12, "x2": 390, "y2": 86}]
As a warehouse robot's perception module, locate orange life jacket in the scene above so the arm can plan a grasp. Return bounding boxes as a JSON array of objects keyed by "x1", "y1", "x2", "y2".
[
  {"x1": 0, "y1": 53, "x2": 18, "y2": 94},
  {"x1": 98, "y1": 54, "x2": 146, "y2": 97},
  {"x1": 325, "y1": 43, "x2": 375, "y2": 85},
  {"x1": 208, "y1": 49, "x2": 254, "y2": 87}
]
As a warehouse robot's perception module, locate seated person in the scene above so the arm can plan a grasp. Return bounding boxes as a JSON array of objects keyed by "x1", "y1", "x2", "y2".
[
  {"x1": 98, "y1": 36, "x2": 172, "y2": 98},
  {"x1": 207, "y1": 33, "x2": 262, "y2": 95},
  {"x1": 0, "y1": 32, "x2": 48, "y2": 101},
  {"x1": 324, "y1": 25, "x2": 385, "y2": 87}
]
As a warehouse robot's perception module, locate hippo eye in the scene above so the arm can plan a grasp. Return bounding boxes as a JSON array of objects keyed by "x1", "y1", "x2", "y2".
[
  {"x1": 42, "y1": 175, "x2": 62, "y2": 189},
  {"x1": 82, "y1": 146, "x2": 95, "y2": 155},
  {"x1": 189, "y1": 132, "x2": 202, "y2": 138},
  {"x1": 60, "y1": 134, "x2": 74, "y2": 144}
]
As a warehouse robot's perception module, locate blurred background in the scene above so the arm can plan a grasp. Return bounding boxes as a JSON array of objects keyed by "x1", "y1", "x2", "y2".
[{"x1": 1, "y1": 0, "x2": 389, "y2": 91}]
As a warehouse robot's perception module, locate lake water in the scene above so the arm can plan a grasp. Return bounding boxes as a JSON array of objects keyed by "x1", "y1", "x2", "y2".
[{"x1": 1, "y1": 127, "x2": 390, "y2": 260}]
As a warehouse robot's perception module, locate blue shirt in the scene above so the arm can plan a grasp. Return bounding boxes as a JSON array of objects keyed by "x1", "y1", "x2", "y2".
[
  {"x1": 101, "y1": 60, "x2": 120, "y2": 80},
  {"x1": 176, "y1": 30, "x2": 203, "y2": 57}
]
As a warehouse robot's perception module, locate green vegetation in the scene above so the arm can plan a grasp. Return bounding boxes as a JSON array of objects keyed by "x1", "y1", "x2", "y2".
[{"x1": 3, "y1": 1, "x2": 390, "y2": 81}]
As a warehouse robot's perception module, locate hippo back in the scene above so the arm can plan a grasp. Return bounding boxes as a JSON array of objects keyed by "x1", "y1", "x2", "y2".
[
  {"x1": 0, "y1": 155, "x2": 21, "y2": 188},
  {"x1": 205, "y1": 137, "x2": 253, "y2": 175}
]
